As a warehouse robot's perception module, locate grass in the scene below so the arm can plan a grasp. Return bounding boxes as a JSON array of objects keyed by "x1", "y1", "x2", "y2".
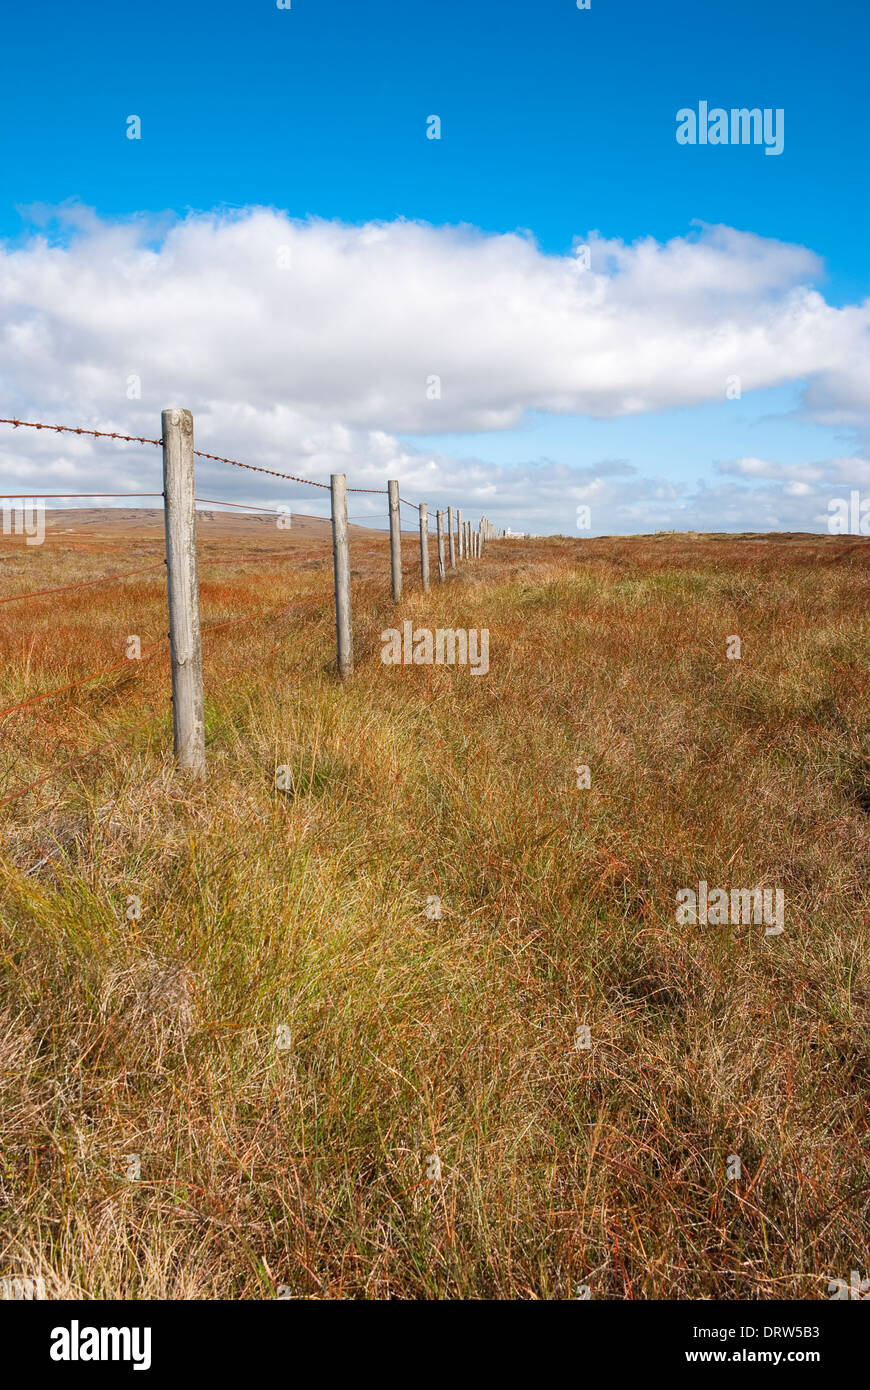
[{"x1": 1, "y1": 526, "x2": 868, "y2": 1299}]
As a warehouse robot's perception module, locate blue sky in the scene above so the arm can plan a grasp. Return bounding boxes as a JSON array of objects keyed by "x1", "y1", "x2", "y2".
[{"x1": 1, "y1": 0, "x2": 868, "y2": 534}]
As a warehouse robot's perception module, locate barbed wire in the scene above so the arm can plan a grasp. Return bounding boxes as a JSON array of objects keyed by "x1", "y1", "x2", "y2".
[
  {"x1": 0, "y1": 418, "x2": 162, "y2": 446},
  {"x1": 194, "y1": 449, "x2": 389, "y2": 496},
  {"x1": 0, "y1": 417, "x2": 394, "y2": 501},
  {"x1": 190, "y1": 449, "x2": 329, "y2": 489}
]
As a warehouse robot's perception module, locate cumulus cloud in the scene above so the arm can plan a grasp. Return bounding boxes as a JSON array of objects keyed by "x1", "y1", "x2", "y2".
[
  {"x1": 1, "y1": 206, "x2": 869, "y2": 533},
  {"x1": 704, "y1": 454, "x2": 870, "y2": 534}
]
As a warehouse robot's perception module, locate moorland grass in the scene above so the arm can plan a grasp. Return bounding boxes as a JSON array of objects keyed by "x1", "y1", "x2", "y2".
[{"x1": 0, "y1": 530, "x2": 868, "y2": 1298}]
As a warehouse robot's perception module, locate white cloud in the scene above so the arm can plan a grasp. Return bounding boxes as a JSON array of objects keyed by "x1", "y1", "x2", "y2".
[{"x1": 1, "y1": 206, "x2": 869, "y2": 534}]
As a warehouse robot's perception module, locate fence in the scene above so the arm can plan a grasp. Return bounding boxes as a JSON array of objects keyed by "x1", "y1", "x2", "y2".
[{"x1": 0, "y1": 408, "x2": 507, "y2": 797}]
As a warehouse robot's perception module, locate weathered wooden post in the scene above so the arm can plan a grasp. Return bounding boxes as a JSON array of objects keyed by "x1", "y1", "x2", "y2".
[
  {"x1": 457, "y1": 509, "x2": 464, "y2": 560},
  {"x1": 419, "y1": 502, "x2": 430, "y2": 592},
  {"x1": 448, "y1": 505, "x2": 456, "y2": 569},
  {"x1": 436, "y1": 508, "x2": 446, "y2": 581},
  {"x1": 388, "y1": 478, "x2": 402, "y2": 602},
  {"x1": 331, "y1": 473, "x2": 353, "y2": 679},
  {"x1": 162, "y1": 407, "x2": 205, "y2": 778}
]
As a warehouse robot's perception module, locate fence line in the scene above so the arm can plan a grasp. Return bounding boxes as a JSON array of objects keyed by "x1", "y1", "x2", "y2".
[{"x1": 0, "y1": 407, "x2": 509, "y2": 796}]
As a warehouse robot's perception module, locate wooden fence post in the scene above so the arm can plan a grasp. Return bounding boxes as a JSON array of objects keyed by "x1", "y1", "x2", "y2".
[
  {"x1": 457, "y1": 509, "x2": 464, "y2": 560},
  {"x1": 162, "y1": 407, "x2": 205, "y2": 778},
  {"x1": 419, "y1": 503, "x2": 430, "y2": 592},
  {"x1": 448, "y1": 505, "x2": 456, "y2": 569},
  {"x1": 436, "y1": 508, "x2": 446, "y2": 581},
  {"x1": 331, "y1": 473, "x2": 353, "y2": 679},
  {"x1": 388, "y1": 478, "x2": 402, "y2": 601}
]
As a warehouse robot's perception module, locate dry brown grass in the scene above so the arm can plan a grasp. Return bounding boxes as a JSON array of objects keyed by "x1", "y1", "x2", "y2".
[{"x1": 1, "y1": 521, "x2": 868, "y2": 1299}]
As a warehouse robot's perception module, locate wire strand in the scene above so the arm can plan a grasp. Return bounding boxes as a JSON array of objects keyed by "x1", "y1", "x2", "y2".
[
  {"x1": 0, "y1": 707, "x2": 167, "y2": 809},
  {"x1": 0, "y1": 643, "x2": 168, "y2": 720},
  {"x1": 201, "y1": 593, "x2": 324, "y2": 638},
  {"x1": 195, "y1": 497, "x2": 288, "y2": 515},
  {"x1": 0, "y1": 418, "x2": 161, "y2": 446},
  {"x1": 0, "y1": 493, "x2": 163, "y2": 499},
  {"x1": 194, "y1": 449, "x2": 388, "y2": 496},
  {"x1": 0, "y1": 562, "x2": 164, "y2": 606},
  {"x1": 0, "y1": 418, "x2": 401, "y2": 502}
]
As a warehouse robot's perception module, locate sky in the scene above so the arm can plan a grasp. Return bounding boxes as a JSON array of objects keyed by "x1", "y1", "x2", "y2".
[{"x1": 1, "y1": 0, "x2": 868, "y2": 535}]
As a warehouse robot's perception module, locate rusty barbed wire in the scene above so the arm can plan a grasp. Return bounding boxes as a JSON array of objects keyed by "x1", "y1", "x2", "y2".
[
  {"x1": 0, "y1": 417, "x2": 392, "y2": 498},
  {"x1": 194, "y1": 449, "x2": 388, "y2": 495},
  {"x1": 192, "y1": 449, "x2": 330, "y2": 489},
  {"x1": 0, "y1": 417, "x2": 162, "y2": 446}
]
